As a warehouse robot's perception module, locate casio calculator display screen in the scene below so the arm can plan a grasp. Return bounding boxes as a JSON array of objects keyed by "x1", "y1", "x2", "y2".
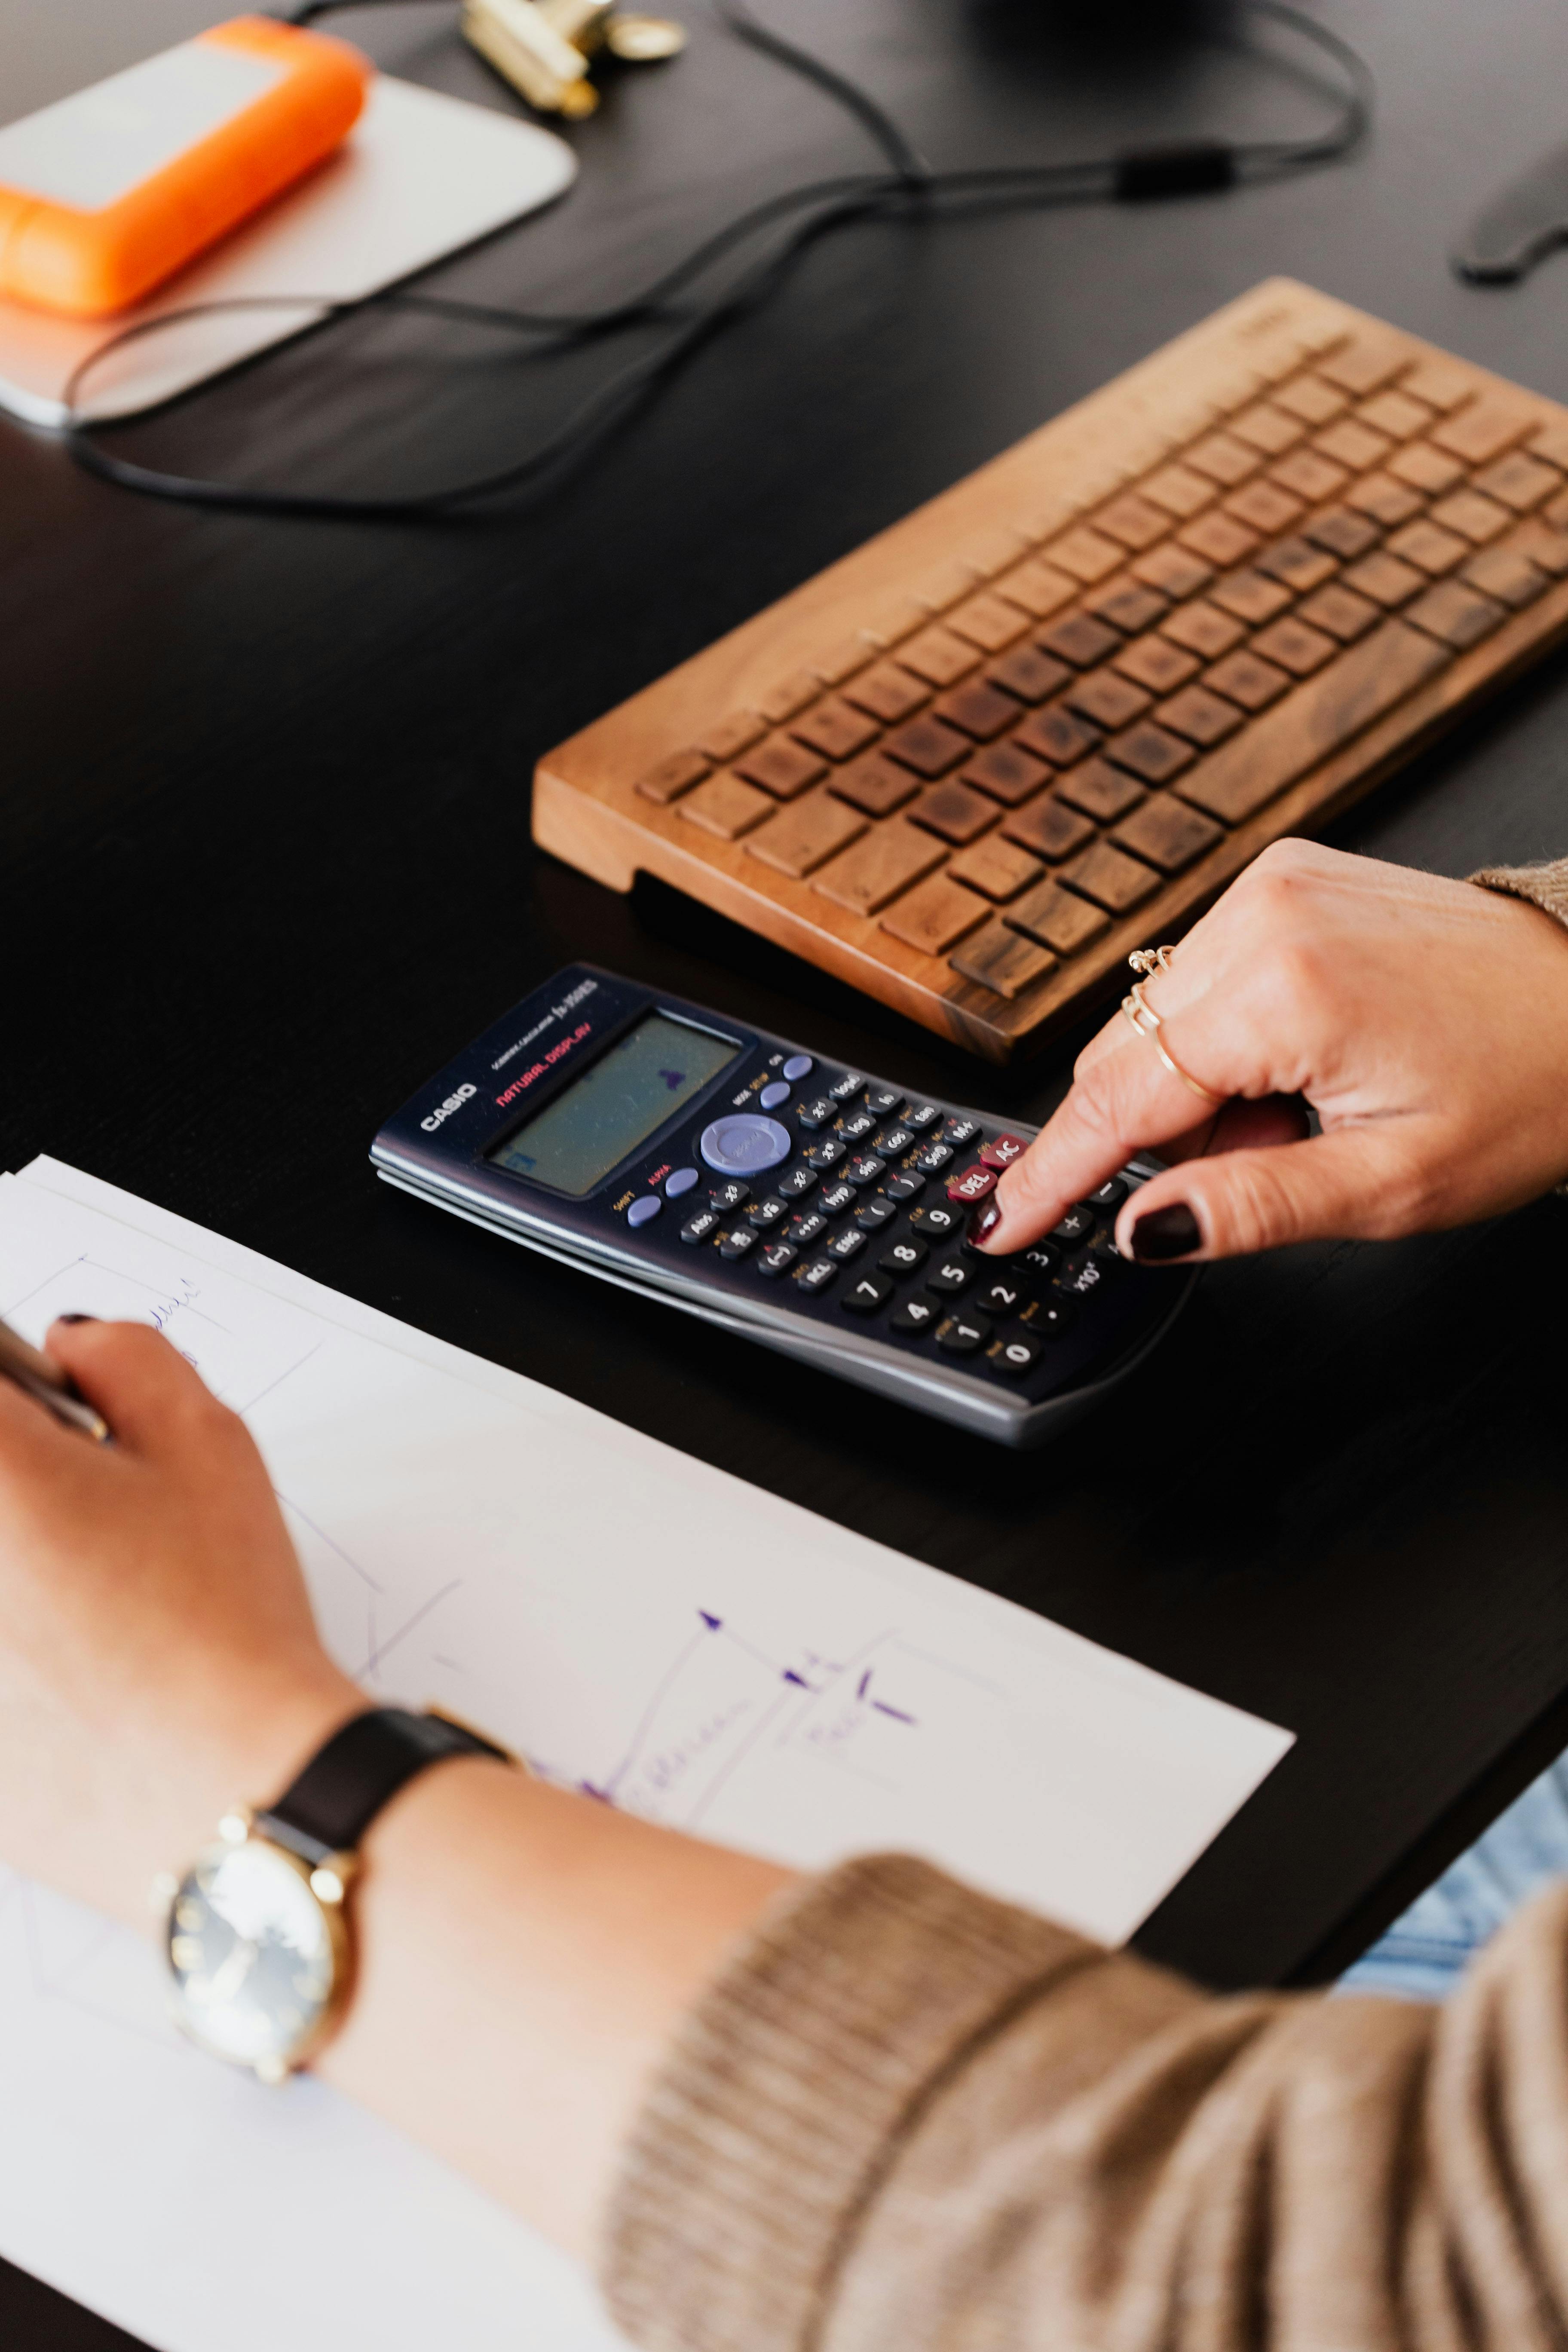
[{"x1": 487, "y1": 1013, "x2": 739, "y2": 1195}]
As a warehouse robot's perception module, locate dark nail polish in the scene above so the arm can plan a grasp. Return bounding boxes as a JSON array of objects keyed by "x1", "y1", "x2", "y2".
[
  {"x1": 967, "y1": 1201, "x2": 1002, "y2": 1248},
  {"x1": 56, "y1": 1313, "x2": 98, "y2": 1325},
  {"x1": 1129, "y1": 1204, "x2": 1201, "y2": 1262}
]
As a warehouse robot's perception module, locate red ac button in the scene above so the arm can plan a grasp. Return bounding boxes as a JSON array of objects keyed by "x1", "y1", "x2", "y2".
[{"x1": 979, "y1": 1133, "x2": 1028, "y2": 1170}]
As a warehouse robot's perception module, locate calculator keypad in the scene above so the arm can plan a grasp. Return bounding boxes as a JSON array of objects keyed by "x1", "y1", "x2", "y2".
[{"x1": 613, "y1": 1039, "x2": 1155, "y2": 1405}]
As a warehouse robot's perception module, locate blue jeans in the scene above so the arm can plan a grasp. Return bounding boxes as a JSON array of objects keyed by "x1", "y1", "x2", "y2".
[{"x1": 1340, "y1": 1747, "x2": 1568, "y2": 2000}]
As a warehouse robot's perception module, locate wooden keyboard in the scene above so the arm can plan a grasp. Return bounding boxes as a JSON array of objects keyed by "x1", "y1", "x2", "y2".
[{"x1": 534, "y1": 280, "x2": 1568, "y2": 1063}]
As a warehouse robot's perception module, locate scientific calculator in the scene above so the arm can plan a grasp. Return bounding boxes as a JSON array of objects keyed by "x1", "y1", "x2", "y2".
[{"x1": 370, "y1": 966, "x2": 1193, "y2": 1445}]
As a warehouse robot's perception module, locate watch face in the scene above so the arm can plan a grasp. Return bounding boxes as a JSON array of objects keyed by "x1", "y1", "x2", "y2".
[{"x1": 165, "y1": 1835, "x2": 343, "y2": 2078}]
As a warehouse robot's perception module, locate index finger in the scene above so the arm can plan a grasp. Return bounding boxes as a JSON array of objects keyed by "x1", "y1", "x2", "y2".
[{"x1": 976, "y1": 1021, "x2": 1226, "y2": 1254}]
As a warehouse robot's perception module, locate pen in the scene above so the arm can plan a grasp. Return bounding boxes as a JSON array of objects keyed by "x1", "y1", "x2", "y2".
[{"x1": 0, "y1": 1317, "x2": 110, "y2": 1443}]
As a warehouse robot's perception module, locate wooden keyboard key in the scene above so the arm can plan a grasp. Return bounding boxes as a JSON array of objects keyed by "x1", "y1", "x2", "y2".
[
  {"x1": 734, "y1": 737, "x2": 829, "y2": 799},
  {"x1": 948, "y1": 835, "x2": 1045, "y2": 900},
  {"x1": 1112, "y1": 797, "x2": 1225, "y2": 873},
  {"x1": 1405, "y1": 579, "x2": 1508, "y2": 650},
  {"x1": 829, "y1": 751, "x2": 921, "y2": 817},
  {"x1": 1058, "y1": 840, "x2": 1164, "y2": 915},
  {"x1": 1176, "y1": 619, "x2": 1450, "y2": 824},
  {"x1": 1343, "y1": 549, "x2": 1425, "y2": 608},
  {"x1": 1001, "y1": 793, "x2": 1097, "y2": 862},
  {"x1": 1179, "y1": 511, "x2": 1259, "y2": 567},
  {"x1": 812, "y1": 820, "x2": 946, "y2": 914},
  {"x1": 880, "y1": 874, "x2": 989, "y2": 956},
  {"x1": 1474, "y1": 451, "x2": 1560, "y2": 512},
  {"x1": 1461, "y1": 545, "x2": 1550, "y2": 608},
  {"x1": 1528, "y1": 422, "x2": 1568, "y2": 471},
  {"x1": 1270, "y1": 449, "x2": 1349, "y2": 505},
  {"x1": 1387, "y1": 441, "x2": 1465, "y2": 495},
  {"x1": 1317, "y1": 334, "x2": 1407, "y2": 396},
  {"x1": 934, "y1": 680, "x2": 1021, "y2": 740},
  {"x1": 1053, "y1": 756, "x2": 1145, "y2": 823},
  {"x1": 1014, "y1": 704, "x2": 1102, "y2": 767},
  {"x1": 745, "y1": 793, "x2": 868, "y2": 879},
  {"x1": 810, "y1": 636, "x2": 877, "y2": 686},
  {"x1": 985, "y1": 645, "x2": 1071, "y2": 704},
  {"x1": 899, "y1": 625, "x2": 982, "y2": 687},
  {"x1": 1314, "y1": 418, "x2": 1392, "y2": 472},
  {"x1": 1161, "y1": 599, "x2": 1246, "y2": 659},
  {"x1": 1430, "y1": 396, "x2": 1535, "y2": 466},
  {"x1": 1084, "y1": 579, "x2": 1168, "y2": 635},
  {"x1": 698, "y1": 712, "x2": 766, "y2": 762},
  {"x1": 1429, "y1": 489, "x2": 1512, "y2": 546},
  {"x1": 1063, "y1": 668, "x2": 1152, "y2": 729},
  {"x1": 884, "y1": 716, "x2": 972, "y2": 778},
  {"x1": 1385, "y1": 520, "x2": 1468, "y2": 577},
  {"x1": 636, "y1": 748, "x2": 710, "y2": 804},
  {"x1": 1225, "y1": 479, "x2": 1304, "y2": 536},
  {"x1": 1186, "y1": 431, "x2": 1259, "y2": 487},
  {"x1": 1255, "y1": 537, "x2": 1338, "y2": 593},
  {"x1": 1356, "y1": 390, "x2": 1432, "y2": 441},
  {"x1": 910, "y1": 779, "x2": 999, "y2": 844},
  {"x1": 1211, "y1": 570, "x2": 1293, "y2": 625},
  {"x1": 680, "y1": 773, "x2": 775, "y2": 839},
  {"x1": 1005, "y1": 878, "x2": 1113, "y2": 957},
  {"x1": 1046, "y1": 526, "x2": 1124, "y2": 583},
  {"x1": 758, "y1": 670, "x2": 820, "y2": 722},
  {"x1": 1114, "y1": 634, "x2": 1200, "y2": 694},
  {"x1": 1252, "y1": 617, "x2": 1336, "y2": 677},
  {"x1": 1303, "y1": 507, "x2": 1380, "y2": 560},
  {"x1": 1344, "y1": 472, "x2": 1424, "y2": 527},
  {"x1": 1132, "y1": 542, "x2": 1213, "y2": 598},
  {"x1": 1399, "y1": 356, "x2": 1476, "y2": 411},
  {"x1": 1204, "y1": 650, "x2": 1291, "y2": 711},
  {"x1": 1141, "y1": 463, "x2": 1215, "y2": 519},
  {"x1": 1095, "y1": 493, "x2": 1170, "y2": 550},
  {"x1": 992, "y1": 558, "x2": 1077, "y2": 619},
  {"x1": 1155, "y1": 685, "x2": 1245, "y2": 746},
  {"x1": 1229, "y1": 402, "x2": 1305, "y2": 456},
  {"x1": 961, "y1": 743, "x2": 1053, "y2": 805},
  {"x1": 949, "y1": 593, "x2": 1031, "y2": 653},
  {"x1": 949, "y1": 920, "x2": 1058, "y2": 999},
  {"x1": 1273, "y1": 374, "x2": 1347, "y2": 426},
  {"x1": 790, "y1": 697, "x2": 881, "y2": 761},
  {"x1": 1104, "y1": 721, "x2": 1194, "y2": 782},
  {"x1": 1298, "y1": 582, "x2": 1380, "y2": 642},
  {"x1": 843, "y1": 662, "x2": 928, "y2": 723},
  {"x1": 1506, "y1": 516, "x2": 1568, "y2": 576},
  {"x1": 1037, "y1": 612, "x2": 1120, "y2": 668}
]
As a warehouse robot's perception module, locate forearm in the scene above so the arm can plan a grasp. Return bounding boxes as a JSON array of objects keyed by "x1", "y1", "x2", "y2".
[{"x1": 315, "y1": 1756, "x2": 794, "y2": 2257}]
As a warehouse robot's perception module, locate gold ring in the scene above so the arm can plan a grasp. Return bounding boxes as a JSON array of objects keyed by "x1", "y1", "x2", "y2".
[{"x1": 1120, "y1": 945, "x2": 1224, "y2": 1105}]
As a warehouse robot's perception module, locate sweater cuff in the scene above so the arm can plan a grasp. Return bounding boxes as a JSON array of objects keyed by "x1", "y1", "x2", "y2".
[
  {"x1": 600, "y1": 1853, "x2": 1095, "y2": 2352},
  {"x1": 1469, "y1": 857, "x2": 1568, "y2": 930}
]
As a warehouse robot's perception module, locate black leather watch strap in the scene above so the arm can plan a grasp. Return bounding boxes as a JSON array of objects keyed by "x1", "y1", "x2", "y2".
[{"x1": 256, "y1": 1707, "x2": 512, "y2": 1866}]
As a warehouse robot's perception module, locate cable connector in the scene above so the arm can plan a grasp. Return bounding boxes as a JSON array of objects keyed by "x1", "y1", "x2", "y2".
[{"x1": 1115, "y1": 141, "x2": 1237, "y2": 202}]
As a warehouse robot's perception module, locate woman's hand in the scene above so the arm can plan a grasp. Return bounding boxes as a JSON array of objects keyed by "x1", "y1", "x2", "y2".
[
  {"x1": 0, "y1": 1320, "x2": 358, "y2": 1925},
  {"x1": 974, "y1": 841, "x2": 1568, "y2": 1264}
]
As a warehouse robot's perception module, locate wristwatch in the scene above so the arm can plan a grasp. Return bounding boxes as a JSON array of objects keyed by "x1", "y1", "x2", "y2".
[{"x1": 156, "y1": 1706, "x2": 514, "y2": 2084}]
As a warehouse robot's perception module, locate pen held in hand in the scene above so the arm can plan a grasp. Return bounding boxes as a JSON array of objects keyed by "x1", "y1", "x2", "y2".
[{"x1": 0, "y1": 1317, "x2": 110, "y2": 1443}]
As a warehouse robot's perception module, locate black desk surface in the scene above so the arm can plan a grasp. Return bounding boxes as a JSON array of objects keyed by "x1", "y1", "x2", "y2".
[{"x1": 7, "y1": 0, "x2": 1568, "y2": 2341}]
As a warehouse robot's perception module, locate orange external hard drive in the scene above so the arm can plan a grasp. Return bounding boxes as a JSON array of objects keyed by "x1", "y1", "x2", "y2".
[{"x1": 0, "y1": 18, "x2": 369, "y2": 318}]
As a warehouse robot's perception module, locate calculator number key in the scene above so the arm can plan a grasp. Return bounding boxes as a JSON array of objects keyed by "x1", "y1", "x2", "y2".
[
  {"x1": 925, "y1": 1256, "x2": 971, "y2": 1296},
  {"x1": 909, "y1": 1201, "x2": 962, "y2": 1240},
  {"x1": 879, "y1": 1236, "x2": 928, "y2": 1277},
  {"x1": 979, "y1": 1133, "x2": 1029, "y2": 1170},
  {"x1": 973, "y1": 1274, "x2": 1026, "y2": 1317},
  {"x1": 841, "y1": 1271, "x2": 894, "y2": 1316},
  {"x1": 993, "y1": 1329, "x2": 1043, "y2": 1376},
  {"x1": 936, "y1": 1312, "x2": 987, "y2": 1355},
  {"x1": 890, "y1": 1295, "x2": 940, "y2": 1335}
]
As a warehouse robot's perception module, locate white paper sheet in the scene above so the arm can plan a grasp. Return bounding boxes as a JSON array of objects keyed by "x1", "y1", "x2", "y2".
[{"x1": 0, "y1": 1158, "x2": 1292, "y2": 2352}]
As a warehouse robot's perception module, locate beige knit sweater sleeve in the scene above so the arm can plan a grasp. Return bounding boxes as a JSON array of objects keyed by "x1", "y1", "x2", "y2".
[{"x1": 601, "y1": 855, "x2": 1568, "y2": 2352}]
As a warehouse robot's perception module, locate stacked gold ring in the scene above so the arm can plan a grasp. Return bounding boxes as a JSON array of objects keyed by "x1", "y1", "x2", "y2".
[{"x1": 1120, "y1": 947, "x2": 1224, "y2": 1105}]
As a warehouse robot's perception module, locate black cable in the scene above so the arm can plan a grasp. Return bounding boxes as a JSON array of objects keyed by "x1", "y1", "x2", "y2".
[{"x1": 62, "y1": 1, "x2": 1373, "y2": 521}]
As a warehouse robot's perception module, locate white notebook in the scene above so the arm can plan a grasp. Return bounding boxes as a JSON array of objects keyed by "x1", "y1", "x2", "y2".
[{"x1": 0, "y1": 1157, "x2": 1291, "y2": 2352}]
